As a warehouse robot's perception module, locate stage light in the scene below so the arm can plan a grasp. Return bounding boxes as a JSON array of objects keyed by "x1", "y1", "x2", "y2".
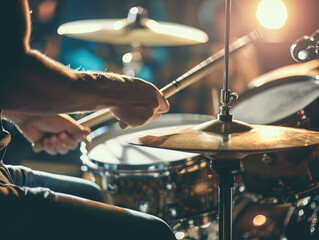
[{"x1": 256, "y1": 0, "x2": 288, "y2": 29}]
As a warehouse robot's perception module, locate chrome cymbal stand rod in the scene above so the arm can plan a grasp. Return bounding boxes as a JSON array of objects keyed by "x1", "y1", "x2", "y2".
[
  {"x1": 218, "y1": 0, "x2": 238, "y2": 122},
  {"x1": 215, "y1": 1, "x2": 238, "y2": 240},
  {"x1": 122, "y1": 7, "x2": 147, "y2": 77},
  {"x1": 210, "y1": 159, "x2": 240, "y2": 240}
]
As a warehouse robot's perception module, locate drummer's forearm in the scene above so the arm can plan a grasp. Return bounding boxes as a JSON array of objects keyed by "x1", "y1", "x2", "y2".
[
  {"x1": 2, "y1": 110, "x2": 31, "y2": 126},
  {"x1": 0, "y1": 49, "x2": 125, "y2": 115},
  {"x1": 0, "y1": 1, "x2": 129, "y2": 115}
]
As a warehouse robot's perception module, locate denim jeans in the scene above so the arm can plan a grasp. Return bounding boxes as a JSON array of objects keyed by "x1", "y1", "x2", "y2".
[
  {"x1": 0, "y1": 163, "x2": 176, "y2": 240},
  {"x1": 6, "y1": 164, "x2": 104, "y2": 202}
]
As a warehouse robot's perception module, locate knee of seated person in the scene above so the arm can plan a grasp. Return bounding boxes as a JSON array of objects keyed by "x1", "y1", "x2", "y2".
[
  {"x1": 149, "y1": 217, "x2": 176, "y2": 240},
  {"x1": 79, "y1": 179, "x2": 104, "y2": 202},
  {"x1": 131, "y1": 211, "x2": 176, "y2": 240}
]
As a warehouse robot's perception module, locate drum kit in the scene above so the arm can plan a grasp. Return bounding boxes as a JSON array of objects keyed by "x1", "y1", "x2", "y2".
[{"x1": 56, "y1": 2, "x2": 319, "y2": 240}]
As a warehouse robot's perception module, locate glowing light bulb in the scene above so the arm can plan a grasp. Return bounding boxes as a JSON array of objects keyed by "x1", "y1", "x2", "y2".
[
  {"x1": 253, "y1": 214, "x2": 267, "y2": 226},
  {"x1": 257, "y1": 0, "x2": 288, "y2": 29}
]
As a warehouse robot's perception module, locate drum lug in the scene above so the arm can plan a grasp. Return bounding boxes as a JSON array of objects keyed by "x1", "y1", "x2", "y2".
[
  {"x1": 107, "y1": 183, "x2": 118, "y2": 193},
  {"x1": 272, "y1": 178, "x2": 285, "y2": 192},
  {"x1": 166, "y1": 183, "x2": 176, "y2": 191},
  {"x1": 262, "y1": 153, "x2": 276, "y2": 165},
  {"x1": 168, "y1": 207, "x2": 178, "y2": 218},
  {"x1": 137, "y1": 201, "x2": 150, "y2": 213}
]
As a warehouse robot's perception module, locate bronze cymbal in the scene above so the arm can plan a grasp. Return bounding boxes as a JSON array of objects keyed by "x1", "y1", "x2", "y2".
[
  {"x1": 57, "y1": 18, "x2": 208, "y2": 46},
  {"x1": 126, "y1": 119, "x2": 319, "y2": 159}
]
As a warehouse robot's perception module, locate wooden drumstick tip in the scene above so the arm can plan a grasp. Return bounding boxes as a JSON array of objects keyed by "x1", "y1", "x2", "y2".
[{"x1": 85, "y1": 135, "x2": 92, "y2": 143}]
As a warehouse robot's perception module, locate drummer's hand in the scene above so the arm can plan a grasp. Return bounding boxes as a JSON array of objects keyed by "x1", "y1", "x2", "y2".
[
  {"x1": 109, "y1": 76, "x2": 170, "y2": 128},
  {"x1": 3, "y1": 111, "x2": 90, "y2": 155}
]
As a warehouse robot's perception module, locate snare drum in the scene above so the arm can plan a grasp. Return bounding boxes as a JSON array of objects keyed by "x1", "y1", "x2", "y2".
[
  {"x1": 80, "y1": 114, "x2": 219, "y2": 228},
  {"x1": 232, "y1": 75, "x2": 319, "y2": 202}
]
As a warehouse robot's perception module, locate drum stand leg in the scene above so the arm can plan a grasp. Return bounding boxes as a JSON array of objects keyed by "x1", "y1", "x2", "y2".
[{"x1": 210, "y1": 160, "x2": 240, "y2": 240}]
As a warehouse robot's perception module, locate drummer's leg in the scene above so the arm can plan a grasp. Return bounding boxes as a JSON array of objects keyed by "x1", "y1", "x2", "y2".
[
  {"x1": 1, "y1": 185, "x2": 176, "y2": 240},
  {"x1": 50, "y1": 192, "x2": 177, "y2": 240},
  {"x1": 6, "y1": 164, "x2": 104, "y2": 202}
]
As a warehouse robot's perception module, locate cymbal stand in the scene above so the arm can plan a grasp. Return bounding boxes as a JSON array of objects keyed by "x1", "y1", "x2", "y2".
[
  {"x1": 211, "y1": 0, "x2": 240, "y2": 239},
  {"x1": 122, "y1": 7, "x2": 147, "y2": 77},
  {"x1": 122, "y1": 43, "x2": 143, "y2": 77},
  {"x1": 218, "y1": 0, "x2": 238, "y2": 122},
  {"x1": 210, "y1": 159, "x2": 240, "y2": 240}
]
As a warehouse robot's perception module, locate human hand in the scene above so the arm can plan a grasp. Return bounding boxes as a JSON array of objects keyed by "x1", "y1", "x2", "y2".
[
  {"x1": 109, "y1": 75, "x2": 170, "y2": 128},
  {"x1": 4, "y1": 111, "x2": 90, "y2": 155}
]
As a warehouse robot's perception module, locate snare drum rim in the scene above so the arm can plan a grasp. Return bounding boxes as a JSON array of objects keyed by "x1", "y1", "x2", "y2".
[{"x1": 81, "y1": 148, "x2": 206, "y2": 172}]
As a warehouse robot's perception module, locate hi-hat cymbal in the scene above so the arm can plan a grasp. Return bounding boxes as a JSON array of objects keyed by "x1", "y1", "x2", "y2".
[
  {"x1": 57, "y1": 18, "x2": 208, "y2": 46},
  {"x1": 126, "y1": 119, "x2": 319, "y2": 159}
]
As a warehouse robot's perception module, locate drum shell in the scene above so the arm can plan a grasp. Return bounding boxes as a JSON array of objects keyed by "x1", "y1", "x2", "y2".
[
  {"x1": 240, "y1": 146, "x2": 319, "y2": 202},
  {"x1": 85, "y1": 157, "x2": 218, "y2": 223},
  {"x1": 81, "y1": 114, "x2": 219, "y2": 225},
  {"x1": 232, "y1": 76, "x2": 319, "y2": 202}
]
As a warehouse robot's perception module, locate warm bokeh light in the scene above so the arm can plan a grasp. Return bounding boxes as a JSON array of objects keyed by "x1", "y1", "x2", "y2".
[
  {"x1": 256, "y1": 0, "x2": 288, "y2": 29},
  {"x1": 253, "y1": 214, "x2": 267, "y2": 226},
  {"x1": 122, "y1": 53, "x2": 133, "y2": 63},
  {"x1": 175, "y1": 231, "x2": 186, "y2": 240}
]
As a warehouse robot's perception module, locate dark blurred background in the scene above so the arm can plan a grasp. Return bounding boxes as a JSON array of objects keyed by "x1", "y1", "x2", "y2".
[{"x1": 4, "y1": 0, "x2": 319, "y2": 176}]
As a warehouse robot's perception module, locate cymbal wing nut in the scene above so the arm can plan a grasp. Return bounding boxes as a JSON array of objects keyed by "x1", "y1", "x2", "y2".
[
  {"x1": 107, "y1": 183, "x2": 119, "y2": 194},
  {"x1": 261, "y1": 153, "x2": 276, "y2": 165},
  {"x1": 230, "y1": 92, "x2": 238, "y2": 103}
]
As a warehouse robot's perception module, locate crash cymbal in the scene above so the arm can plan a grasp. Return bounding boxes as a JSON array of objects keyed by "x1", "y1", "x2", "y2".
[
  {"x1": 57, "y1": 18, "x2": 208, "y2": 46},
  {"x1": 126, "y1": 119, "x2": 319, "y2": 159}
]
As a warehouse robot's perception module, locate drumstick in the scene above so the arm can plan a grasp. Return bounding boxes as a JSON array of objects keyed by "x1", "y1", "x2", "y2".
[
  {"x1": 78, "y1": 30, "x2": 260, "y2": 125},
  {"x1": 32, "y1": 30, "x2": 260, "y2": 152}
]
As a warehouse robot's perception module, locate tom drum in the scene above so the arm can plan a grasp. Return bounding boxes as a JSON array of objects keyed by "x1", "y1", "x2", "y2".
[{"x1": 233, "y1": 75, "x2": 319, "y2": 202}]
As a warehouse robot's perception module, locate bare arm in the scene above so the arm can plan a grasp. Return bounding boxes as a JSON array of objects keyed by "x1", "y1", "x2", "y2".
[
  {"x1": 1, "y1": 0, "x2": 169, "y2": 128},
  {"x1": 0, "y1": 0, "x2": 169, "y2": 155}
]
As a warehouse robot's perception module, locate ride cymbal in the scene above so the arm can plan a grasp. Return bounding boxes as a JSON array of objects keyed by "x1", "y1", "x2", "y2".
[{"x1": 126, "y1": 119, "x2": 319, "y2": 159}]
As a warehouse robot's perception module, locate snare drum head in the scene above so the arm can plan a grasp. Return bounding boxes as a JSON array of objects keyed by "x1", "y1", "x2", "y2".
[
  {"x1": 83, "y1": 113, "x2": 215, "y2": 169},
  {"x1": 88, "y1": 134, "x2": 198, "y2": 165},
  {"x1": 233, "y1": 76, "x2": 319, "y2": 124}
]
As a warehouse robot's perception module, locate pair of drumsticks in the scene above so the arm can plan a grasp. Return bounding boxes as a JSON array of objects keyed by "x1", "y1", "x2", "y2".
[{"x1": 32, "y1": 30, "x2": 260, "y2": 152}]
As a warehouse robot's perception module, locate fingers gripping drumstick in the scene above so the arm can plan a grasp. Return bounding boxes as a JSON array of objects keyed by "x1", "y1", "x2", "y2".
[{"x1": 32, "y1": 30, "x2": 260, "y2": 152}]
